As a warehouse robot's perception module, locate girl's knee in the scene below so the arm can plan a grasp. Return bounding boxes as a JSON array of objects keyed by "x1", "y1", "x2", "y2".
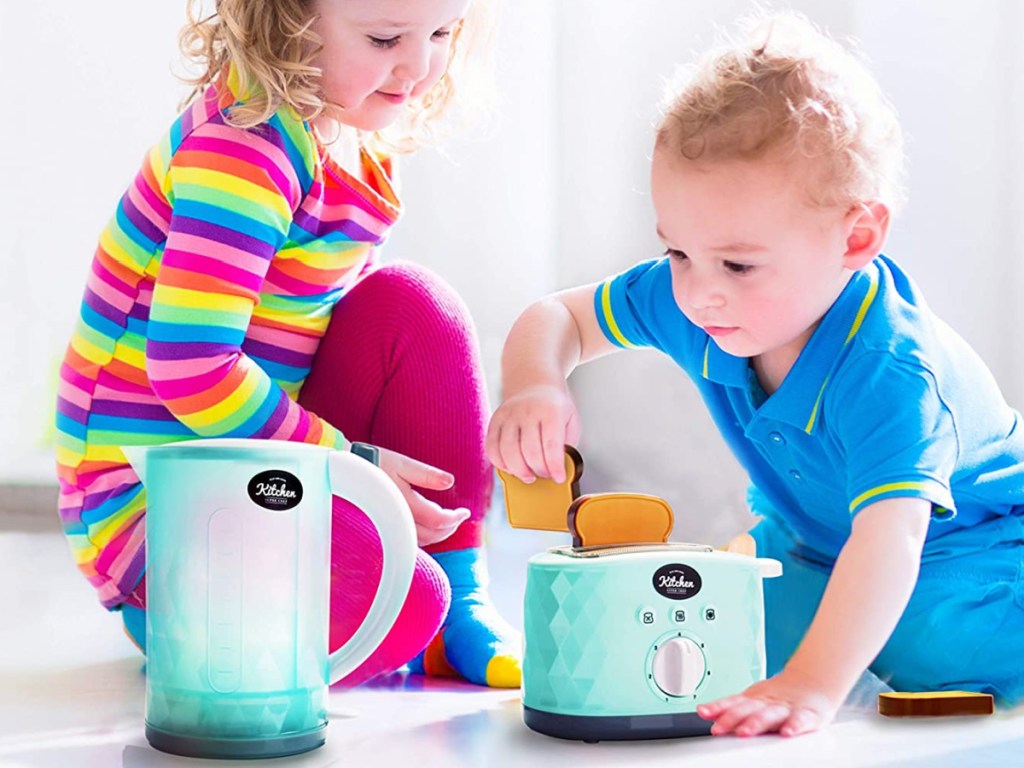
[
  {"x1": 354, "y1": 263, "x2": 474, "y2": 337},
  {"x1": 399, "y1": 552, "x2": 451, "y2": 644},
  {"x1": 332, "y1": 552, "x2": 451, "y2": 686}
]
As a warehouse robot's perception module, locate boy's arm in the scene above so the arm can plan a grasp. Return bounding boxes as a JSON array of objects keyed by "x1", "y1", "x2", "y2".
[
  {"x1": 784, "y1": 496, "x2": 931, "y2": 702},
  {"x1": 699, "y1": 496, "x2": 931, "y2": 736},
  {"x1": 501, "y1": 284, "x2": 619, "y2": 396},
  {"x1": 490, "y1": 284, "x2": 620, "y2": 482}
]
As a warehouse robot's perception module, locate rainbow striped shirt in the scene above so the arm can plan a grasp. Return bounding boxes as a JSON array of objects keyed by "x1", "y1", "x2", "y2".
[{"x1": 55, "y1": 72, "x2": 401, "y2": 608}]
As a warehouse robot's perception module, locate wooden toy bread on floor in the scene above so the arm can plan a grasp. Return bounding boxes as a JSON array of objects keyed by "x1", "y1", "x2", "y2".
[
  {"x1": 496, "y1": 446, "x2": 676, "y2": 547},
  {"x1": 878, "y1": 691, "x2": 994, "y2": 717}
]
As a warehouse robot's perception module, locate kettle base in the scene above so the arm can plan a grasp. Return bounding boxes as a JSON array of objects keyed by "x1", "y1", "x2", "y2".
[
  {"x1": 523, "y1": 706, "x2": 712, "y2": 742},
  {"x1": 146, "y1": 723, "x2": 326, "y2": 759}
]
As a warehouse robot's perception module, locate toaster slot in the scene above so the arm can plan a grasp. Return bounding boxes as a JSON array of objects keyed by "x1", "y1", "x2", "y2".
[{"x1": 550, "y1": 543, "x2": 714, "y2": 558}]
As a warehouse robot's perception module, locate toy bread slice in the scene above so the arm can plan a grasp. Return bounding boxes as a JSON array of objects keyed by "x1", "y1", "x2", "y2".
[
  {"x1": 568, "y1": 493, "x2": 674, "y2": 548},
  {"x1": 878, "y1": 691, "x2": 994, "y2": 717},
  {"x1": 718, "y1": 532, "x2": 757, "y2": 556},
  {"x1": 496, "y1": 446, "x2": 583, "y2": 532}
]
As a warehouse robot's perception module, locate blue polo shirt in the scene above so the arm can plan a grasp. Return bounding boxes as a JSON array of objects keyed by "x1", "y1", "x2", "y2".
[{"x1": 594, "y1": 254, "x2": 1024, "y2": 561}]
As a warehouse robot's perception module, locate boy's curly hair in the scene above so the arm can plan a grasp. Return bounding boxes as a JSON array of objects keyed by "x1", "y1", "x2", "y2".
[
  {"x1": 657, "y1": 12, "x2": 906, "y2": 212},
  {"x1": 178, "y1": 0, "x2": 493, "y2": 152}
]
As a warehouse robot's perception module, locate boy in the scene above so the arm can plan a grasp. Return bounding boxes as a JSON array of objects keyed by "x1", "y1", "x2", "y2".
[{"x1": 486, "y1": 13, "x2": 1024, "y2": 736}]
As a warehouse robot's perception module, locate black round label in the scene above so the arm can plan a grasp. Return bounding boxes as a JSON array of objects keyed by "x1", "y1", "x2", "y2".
[
  {"x1": 652, "y1": 563, "x2": 702, "y2": 600},
  {"x1": 247, "y1": 469, "x2": 303, "y2": 511}
]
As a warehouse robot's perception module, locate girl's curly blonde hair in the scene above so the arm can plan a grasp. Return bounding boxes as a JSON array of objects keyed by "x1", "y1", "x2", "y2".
[
  {"x1": 178, "y1": 0, "x2": 493, "y2": 153},
  {"x1": 657, "y1": 12, "x2": 906, "y2": 212}
]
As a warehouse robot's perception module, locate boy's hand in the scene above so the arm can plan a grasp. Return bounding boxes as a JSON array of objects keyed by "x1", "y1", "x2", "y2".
[
  {"x1": 376, "y1": 447, "x2": 470, "y2": 547},
  {"x1": 485, "y1": 384, "x2": 580, "y2": 484},
  {"x1": 697, "y1": 666, "x2": 842, "y2": 737}
]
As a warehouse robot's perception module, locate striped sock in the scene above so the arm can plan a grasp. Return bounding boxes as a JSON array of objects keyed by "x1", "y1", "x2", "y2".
[{"x1": 407, "y1": 547, "x2": 521, "y2": 688}]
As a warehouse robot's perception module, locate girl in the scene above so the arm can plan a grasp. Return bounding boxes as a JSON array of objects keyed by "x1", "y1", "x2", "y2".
[{"x1": 55, "y1": 0, "x2": 519, "y2": 688}]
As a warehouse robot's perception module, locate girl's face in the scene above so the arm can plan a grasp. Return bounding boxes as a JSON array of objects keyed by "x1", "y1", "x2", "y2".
[
  {"x1": 651, "y1": 148, "x2": 857, "y2": 372},
  {"x1": 311, "y1": 0, "x2": 471, "y2": 132}
]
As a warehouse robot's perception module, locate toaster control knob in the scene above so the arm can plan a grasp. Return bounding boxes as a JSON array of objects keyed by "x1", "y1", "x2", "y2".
[{"x1": 652, "y1": 637, "x2": 706, "y2": 697}]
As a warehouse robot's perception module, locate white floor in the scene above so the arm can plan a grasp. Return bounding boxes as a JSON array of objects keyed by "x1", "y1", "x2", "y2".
[{"x1": 2, "y1": 525, "x2": 1023, "y2": 768}]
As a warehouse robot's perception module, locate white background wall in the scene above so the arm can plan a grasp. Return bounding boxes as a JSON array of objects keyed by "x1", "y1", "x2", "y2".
[{"x1": 2, "y1": 1, "x2": 1022, "y2": 545}]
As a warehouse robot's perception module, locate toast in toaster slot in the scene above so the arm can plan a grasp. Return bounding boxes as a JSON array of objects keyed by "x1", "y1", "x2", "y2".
[{"x1": 568, "y1": 493, "x2": 674, "y2": 548}]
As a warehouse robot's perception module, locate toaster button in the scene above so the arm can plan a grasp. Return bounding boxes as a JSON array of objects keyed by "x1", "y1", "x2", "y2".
[
  {"x1": 652, "y1": 637, "x2": 706, "y2": 697},
  {"x1": 637, "y1": 606, "x2": 657, "y2": 626},
  {"x1": 703, "y1": 605, "x2": 717, "y2": 622},
  {"x1": 671, "y1": 608, "x2": 687, "y2": 624}
]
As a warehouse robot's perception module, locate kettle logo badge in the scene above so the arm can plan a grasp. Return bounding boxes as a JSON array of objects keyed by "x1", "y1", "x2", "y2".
[
  {"x1": 652, "y1": 564, "x2": 702, "y2": 600},
  {"x1": 248, "y1": 470, "x2": 303, "y2": 511}
]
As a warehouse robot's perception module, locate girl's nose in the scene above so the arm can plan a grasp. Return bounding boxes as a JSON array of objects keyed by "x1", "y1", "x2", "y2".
[{"x1": 394, "y1": 41, "x2": 431, "y2": 83}]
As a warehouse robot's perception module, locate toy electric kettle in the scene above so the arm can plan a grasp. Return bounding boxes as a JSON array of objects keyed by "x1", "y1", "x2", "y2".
[
  {"x1": 123, "y1": 438, "x2": 417, "y2": 759},
  {"x1": 498, "y1": 448, "x2": 781, "y2": 742}
]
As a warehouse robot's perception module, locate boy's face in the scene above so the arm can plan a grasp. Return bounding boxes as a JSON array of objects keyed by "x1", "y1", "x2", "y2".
[
  {"x1": 651, "y1": 149, "x2": 857, "y2": 366},
  {"x1": 312, "y1": 0, "x2": 469, "y2": 132}
]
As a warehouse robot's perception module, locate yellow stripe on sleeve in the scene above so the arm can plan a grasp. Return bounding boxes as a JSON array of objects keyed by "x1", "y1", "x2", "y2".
[
  {"x1": 849, "y1": 481, "x2": 933, "y2": 514},
  {"x1": 153, "y1": 285, "x2": 254, "y2": 314},
  {"x1": 170, "y1": 167, "x2": 292, "y2": 221},
  {"x1": 599, "y1": 283, "x2": 639, "y2": 349}
]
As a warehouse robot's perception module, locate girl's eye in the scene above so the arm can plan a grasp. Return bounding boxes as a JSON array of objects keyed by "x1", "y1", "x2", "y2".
[
  {"x1": 369, "y1": 29, "x2": 452, "y2": 49},
  {"x1": 368, "y1": 35, "x2": 400, "y2": 49},
  {"x1": 663, "y1": 248, "x2": 688, "y2": 261},
  {"x1": 724, "y1": 261, "x2": 754, "y2": 275}
]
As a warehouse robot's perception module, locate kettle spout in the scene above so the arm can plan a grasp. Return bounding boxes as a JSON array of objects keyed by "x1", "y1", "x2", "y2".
[{"x1": 121, "y1": 445, "x2": 148, "y2": 484}]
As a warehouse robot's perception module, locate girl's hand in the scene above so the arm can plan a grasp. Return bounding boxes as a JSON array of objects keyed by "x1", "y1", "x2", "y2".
[
  {"x1": 696, "y1": 667, "x2": 843, "y2": 738},
  {"x1": 376, "y1": 447, "x2": 470, "y2": 547},
  {"x1": 485, "y1": 384, "x2": 580, "y2": 484}
]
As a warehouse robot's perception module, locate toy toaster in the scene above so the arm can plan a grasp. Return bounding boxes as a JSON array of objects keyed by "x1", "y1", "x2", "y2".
[{"x1": 498, "y1": 447, "x2": 781, "y2": 742}]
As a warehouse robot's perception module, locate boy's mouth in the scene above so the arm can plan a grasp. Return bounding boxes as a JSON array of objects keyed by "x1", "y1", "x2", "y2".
[{"x1": 704, "y1": 326, "x2": 738, "y2": 337}]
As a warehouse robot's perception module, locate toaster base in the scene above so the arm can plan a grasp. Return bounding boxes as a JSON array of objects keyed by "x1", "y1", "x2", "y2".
[{"x1": 523, "y1": 706, "x2": 712, "y2": 741}]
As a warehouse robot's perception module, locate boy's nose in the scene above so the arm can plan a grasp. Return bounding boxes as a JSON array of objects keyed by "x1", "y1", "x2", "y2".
[{"x1": 687, "y1": 277, "x2": 726, "y2": 310}]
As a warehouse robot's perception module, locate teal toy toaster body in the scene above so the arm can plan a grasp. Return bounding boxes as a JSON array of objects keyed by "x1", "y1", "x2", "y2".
[{"x1": 523, "y1": 543, "x2": 781, "y2": 740}]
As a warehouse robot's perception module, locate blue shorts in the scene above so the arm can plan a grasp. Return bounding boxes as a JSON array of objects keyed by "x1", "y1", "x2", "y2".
[{"x1": 749, "y1": 491, "x2": 1024, "y2": 707}]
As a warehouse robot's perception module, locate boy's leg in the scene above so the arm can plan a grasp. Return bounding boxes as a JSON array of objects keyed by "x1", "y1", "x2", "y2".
[
  {"x1": 870, "y1": 513, "x2": 1024, "y2": 707},
  {"x1": 298, "y1": 262, "x2": 520, "y2": 687}
]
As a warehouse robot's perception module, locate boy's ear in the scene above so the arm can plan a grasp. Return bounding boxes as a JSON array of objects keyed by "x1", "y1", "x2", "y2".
[{"x1": 843, "y1": 201, "x2": 890, "y2": 270}]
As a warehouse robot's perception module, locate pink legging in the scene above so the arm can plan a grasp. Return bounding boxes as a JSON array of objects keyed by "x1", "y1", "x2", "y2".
[{"x1": 297, "y1": 262, "x2": 493, "y2": 686}]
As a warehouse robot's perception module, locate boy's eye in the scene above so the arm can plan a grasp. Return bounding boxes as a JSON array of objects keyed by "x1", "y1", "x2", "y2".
[
  {"x1": 368, "y1": 35, "x2": 400, "y2": 49},
  {"x1": 724, "y1": 261, "x2": 754, "y2": 275},
  {"x1": 432, "y1": 29, "x2": 453, "y2": 41},
  {"x1": 663, "y1": 248, "x2": 688, "y2": 261}
]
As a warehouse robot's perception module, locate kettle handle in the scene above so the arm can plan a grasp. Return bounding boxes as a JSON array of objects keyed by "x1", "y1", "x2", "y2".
[{"x1": 325, "y1": 450, "x2": 417, "y2": 684}]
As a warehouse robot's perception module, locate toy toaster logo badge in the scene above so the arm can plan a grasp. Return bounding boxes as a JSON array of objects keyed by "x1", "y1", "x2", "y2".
[
  {"x1": 248, "y1": 469, "x2": 304, "y2": 511},
  {"x1": 652, "y1": 564, "x2": 702, "y2": 600}
]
